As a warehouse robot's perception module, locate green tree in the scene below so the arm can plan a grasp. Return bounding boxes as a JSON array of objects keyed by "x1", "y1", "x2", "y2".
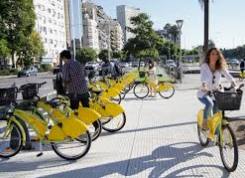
[
  {"x1": 112, "y1": 50, "x2": 124, "y2": 60},
  {"x1": 0, "y1": 0, "x2": 36, "y2": 68},
  {"x1": 28, "y1": 31, "x2": 44, "y2": 62},
  {"x1": 16, "y1": 31, "x2": 44, "y2": 67},
  {"x1": 76, "y1": 48, "x2": 97, "y2": 64},
  {"x1": 124, "y1": 13, "x2": 164, "y2": 60},
  {"x1": 158, "y1": 40, "x2": 180, "y2": 60},
  {"x1": 163, "y1": 24, "x2": 179, "y2": 44},
  {"x1": 99, "y1": 49, "x2": 112, "y2": 61},
  {"x1": 0, "y1": 39, "x2": 10, "y2": 59}
]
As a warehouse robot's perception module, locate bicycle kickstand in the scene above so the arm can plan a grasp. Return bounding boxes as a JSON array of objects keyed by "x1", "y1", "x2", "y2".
[{"x1": 36, "y1": 141, "x2": 43, "y2": 157}]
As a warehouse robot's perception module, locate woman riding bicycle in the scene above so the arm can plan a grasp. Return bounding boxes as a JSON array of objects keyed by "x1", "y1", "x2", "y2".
[
  {"x1": 197, "y1": 47, "x2": 236, "y2": 130},
  {"x1": 147, "y1": 59, "x2": 158, "y2": 97}
]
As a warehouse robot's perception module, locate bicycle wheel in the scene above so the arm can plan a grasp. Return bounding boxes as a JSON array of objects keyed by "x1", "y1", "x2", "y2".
[
  {"x1": 121, "y1": 85, "x2": 131, "y2": 100},
  {"x1": 219, "y1": 124, "x2": 238, "y2": 172},
  {"x1": 111, "y1": 94, "x2": 121, "y2": 104},
  {"x1": 0, "y1": 118, "x2": 23, "y2": 158},
  {"x1": 158, "y1": 83, "x2": 175, "y2": 99},
  {"x1": 89, "y1": 120, "x2": 102, "y2": 141},
  {"x1": 51, "y1": 131, "x2": 91, "y2": 160},
  {"x1": 133, "y1": 83, "x2": 149, "y2": 99},
  {"x1": 197, "y1": 124, "x2": 209, "y2": 146},
  {"x1": 102, "y1": 112, "x2": 126, "y2": 132}
]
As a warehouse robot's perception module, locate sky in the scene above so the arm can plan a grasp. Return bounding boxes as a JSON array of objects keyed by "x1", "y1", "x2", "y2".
[{"x1": 88, "y1": 0, "x2": 245, "y2": 50}]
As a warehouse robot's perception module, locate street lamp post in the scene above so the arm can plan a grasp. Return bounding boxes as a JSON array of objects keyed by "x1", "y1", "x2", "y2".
[{"x1": 176, "y1": 19, "x2": 184, "y2": 83}]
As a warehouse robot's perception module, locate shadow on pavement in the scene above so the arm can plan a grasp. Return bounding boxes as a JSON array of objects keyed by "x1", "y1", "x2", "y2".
[
  {"x1": 39, "y1": 142, "x2": 229, "y2": 178},
  {"x1": 100, "y1": 121, "x2": 196, "y2": 137},
  {"x1": 0, "y1": 155, "x2": 74, "y2": 172}
]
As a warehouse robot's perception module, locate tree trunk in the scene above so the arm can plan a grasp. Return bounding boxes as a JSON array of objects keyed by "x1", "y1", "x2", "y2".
[
  {"x1": 11, "y1": 50, "x2": 15, "y2": 69},
  {"x1": 204, "y1": 0, "x2": 209, "y2": 55}
]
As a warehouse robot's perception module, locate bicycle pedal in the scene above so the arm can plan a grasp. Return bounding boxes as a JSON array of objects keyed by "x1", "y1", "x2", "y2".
[{"x1": 36, "y1": 152, "x2": 43, "y2": 157}]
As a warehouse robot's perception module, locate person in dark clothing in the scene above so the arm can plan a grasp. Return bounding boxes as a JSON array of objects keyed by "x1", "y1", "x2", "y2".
[
  {"x1": 60, "y1": 50, "x2": 90, "y2": 109},
  {"x1": 101, "y1": 59, "x2": 113, "y2": 77},
  {"x1": 240, "y1": 59, "x2": 245, "y2": 74}
]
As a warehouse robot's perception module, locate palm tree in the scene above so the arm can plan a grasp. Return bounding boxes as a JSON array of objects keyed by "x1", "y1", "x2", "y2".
[{"x1": 199, "y1": 0, "x2": 210, "y2": 55}]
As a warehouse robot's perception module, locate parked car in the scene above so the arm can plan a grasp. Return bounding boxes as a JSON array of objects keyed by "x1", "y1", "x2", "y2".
[
  {"x1": 18, "y1": 66, "x2": 38, "y2": 77},
  {"x1": 228, "y1": 59, "x2": 240, "y2": 65},
  {"x1": 227, "y1": 59, "x2": 240, "y2": 70},
  {"x1": 166, "y1": 59, "x2": 177, "y2": 68}
]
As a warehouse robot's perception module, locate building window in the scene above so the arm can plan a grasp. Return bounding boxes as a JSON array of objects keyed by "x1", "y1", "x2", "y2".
[{"x1": 43, "y1": 27, "x2": 47, "y2": 34}]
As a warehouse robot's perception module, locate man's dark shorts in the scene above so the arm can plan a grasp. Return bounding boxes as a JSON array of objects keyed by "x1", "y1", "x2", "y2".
[{"x1": 69, "y1": 92, "x2": 90, "y2": 109}]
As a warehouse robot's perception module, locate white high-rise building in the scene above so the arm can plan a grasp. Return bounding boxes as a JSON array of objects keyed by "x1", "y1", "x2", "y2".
[
  {"x1": 110, "y1": 20, "x2": 124, "y2": 51},
  {"x1": 82, "y1": 2, "x2": 123, "y2": 52},
  {"x1": 117, "y1": 5, "x2": 140, "y2": 43},
  {"x1": 33, "y1": 0, "x2": 66, "y2": 65},
  {"x1": 82, "y1": 2, "x2": 99, "y2": 51}
]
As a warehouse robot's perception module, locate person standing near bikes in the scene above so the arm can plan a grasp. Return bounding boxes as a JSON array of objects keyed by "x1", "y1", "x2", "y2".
[
  {"x1": 147, "y1": 59, "x2": 158, "y2": 97},
  {"x1": 197, "y1": 48, "x2": 236, "y2": 130},
  {"x1": 240, "y1": 59, "x2": 245, "y2": 75},
  {"x1": 60, "y1": 50, "x2": 90, "y2": 109}
]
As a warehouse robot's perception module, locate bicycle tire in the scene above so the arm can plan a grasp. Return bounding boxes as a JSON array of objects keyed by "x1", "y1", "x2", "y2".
[
  {"x1": 133, "y1": 83, "x2": 149, "y2": 99},
  {"x1": 102, "y1": 112, "x2": 126, "y2": 132},
  {"x1": 0, "y1": 118, "x2": 23, "y2": 158},
  {"x1": 219, "y1": 124, "x2": 238, "y2": 172},
  {"x1": 121, "y1": 83, "x2": 135, "y2": 100},
  {"x1": 112, "y1": 94, "x2": 121, "y2": 104},
  {"x1": 51, "y1": 131, "x2": 91, "y2": 160},
  {"x1": 90, "y1": 120, "x2": 102, "y2": 141},
  {"x1": 197, "y1": 124, "x2": 209, "y2": 147},
  {"x1": 158, "y1": 84, "x2": 175, "y2": 99}
]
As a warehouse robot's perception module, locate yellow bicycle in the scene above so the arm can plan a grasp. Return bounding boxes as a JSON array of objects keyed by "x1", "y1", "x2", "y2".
[
  {"x1": 89, "y1": 89, "x2": 126, "y2": 132},
  {"x1": 48, "y1": 95, "x2": 102, "y2": 141},
  {"x1": 197, "y1": 84, "x2": 244, "y2": 172},
  {"x1": 133, "y1": 75, "x2": 175, "y2": 99},
  {"x1": 0, "y1": 83, "x2": 91, "y2": 160},
  {"x1": 239, "y1": 71, "x2": 245, "y2": 81}
]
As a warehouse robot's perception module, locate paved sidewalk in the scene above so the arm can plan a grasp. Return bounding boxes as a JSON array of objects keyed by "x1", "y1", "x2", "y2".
[{"x1": 0, "y1": 76, "x2": 245, "y2": 177}]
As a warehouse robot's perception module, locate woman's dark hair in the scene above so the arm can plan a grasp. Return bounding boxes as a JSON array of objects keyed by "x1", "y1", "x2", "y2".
[
  {"x1": 60, "y1": 50, "x2": 71, "y2": 60},
  {"x1": 205, "y1": 47, "x2": 227, "y2": 70},
  {"x1": 148, "y1": 59, "x2": 154, "y2": 69}
]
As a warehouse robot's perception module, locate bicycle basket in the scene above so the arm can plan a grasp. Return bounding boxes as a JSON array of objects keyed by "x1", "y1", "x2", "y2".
[
  {"x1": 214, "y1": 90, "x2": 243, "y2": 111},
  {"x1": 21, "y1": 84, "x2": 39, "y2": 100},
  {"x1": 0, "y1": 87, "x2": 17, "y2": 106}
]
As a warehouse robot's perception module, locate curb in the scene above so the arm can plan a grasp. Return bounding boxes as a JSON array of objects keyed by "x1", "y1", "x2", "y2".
[
  {"x1": 0, "y1": 75, "x2": 16, "y2": 79},
  {"x1": 0, "y1": 72, "x2": 51, "y2": 79}
]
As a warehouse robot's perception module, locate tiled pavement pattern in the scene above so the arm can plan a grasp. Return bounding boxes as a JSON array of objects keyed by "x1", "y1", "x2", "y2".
[{"x1": 0, "y1": 75, "x2": 245, "y2": 178}]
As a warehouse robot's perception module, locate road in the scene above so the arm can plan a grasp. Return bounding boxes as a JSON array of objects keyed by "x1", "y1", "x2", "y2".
[
  {"x1": 0, "y1": 72, "x2": 55, "y2": 98},
  {"x1": 0, "y1": 74, "x2": 245, "y2": 177}
]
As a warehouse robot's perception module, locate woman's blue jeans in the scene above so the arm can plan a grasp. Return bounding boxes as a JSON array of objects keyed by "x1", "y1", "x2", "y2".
[{"x1": 198, "y1": 95, "x2": 219, "y2": 120}]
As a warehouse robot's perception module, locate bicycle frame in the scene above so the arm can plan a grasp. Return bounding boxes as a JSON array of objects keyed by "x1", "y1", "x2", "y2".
[
  {"x1": 37, "y1": 101, "x2": 88, "y2": 140},
  {"x1": 197, "y1": 109, "x2": 224, "y2": 141},
  {"x1": 144, "y1": 77, "x2": 174, "y2": 92},
  {"x1": 52, "y1": 96, "x2": 102, "y2": 126},
  {"x1": 90, "y1": 96, "x2": 125, "y2": 118}
]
